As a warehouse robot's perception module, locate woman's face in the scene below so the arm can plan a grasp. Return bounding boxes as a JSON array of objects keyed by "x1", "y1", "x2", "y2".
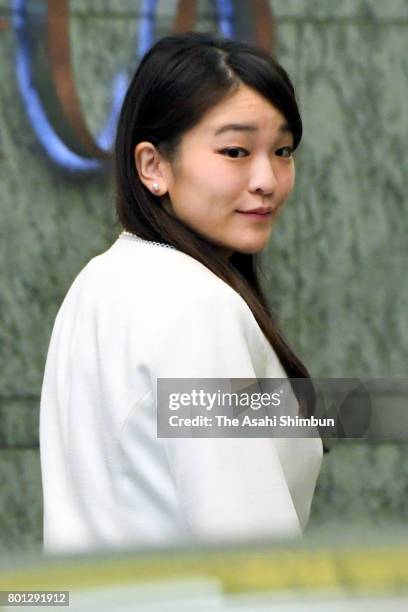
[{"x1": 140, "y1": 84, "x2": 296, "y2": 257}]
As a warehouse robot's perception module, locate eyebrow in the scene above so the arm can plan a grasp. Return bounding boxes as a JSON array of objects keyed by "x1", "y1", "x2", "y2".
[{"x1": 213, "y1": 121, "x2": 291, "y2": 137}]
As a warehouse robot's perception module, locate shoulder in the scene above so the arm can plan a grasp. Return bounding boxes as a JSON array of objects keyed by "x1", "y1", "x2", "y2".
[
  {"x1": 51, "y1": 235, "x2": 280, "y2": 378},
  {"x1": 58, "y1": 235, "x2": 266, "y2": 347},
  {"x1": 83, "y1": 234, "x2": 246, "y2": 311}
]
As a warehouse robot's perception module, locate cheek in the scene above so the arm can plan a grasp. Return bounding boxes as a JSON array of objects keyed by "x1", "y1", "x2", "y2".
[
  {"x1": 180, "y1": 159, "x2": 220, "y2": 193},
  {"x1": 280, "y1": 165, "x2": 295, "y2": 195},
  {"x1": 200, "y1": 157, "x2": 238, "y2": 186},
  {"x1": 191, "y1": 166, "x2": 244, "y2": 204},
  {"x1": 209, "y1": 166, "x2": 250, "y2": 202}
]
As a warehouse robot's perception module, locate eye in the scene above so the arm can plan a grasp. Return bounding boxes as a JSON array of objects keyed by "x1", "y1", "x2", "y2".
[
  {"x1": 276, "y1": 146, "x2": 294, "y2": 158},
  {"x1": 219, "y1": 147, "x2": 249, "y2": 159}
]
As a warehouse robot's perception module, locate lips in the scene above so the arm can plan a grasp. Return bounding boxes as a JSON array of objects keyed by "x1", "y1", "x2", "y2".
[{"x1": 237, "y1": 207, "x2": 272, "y2": 215}]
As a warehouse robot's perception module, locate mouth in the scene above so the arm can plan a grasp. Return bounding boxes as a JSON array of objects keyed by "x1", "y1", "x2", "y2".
[{"x1": 236, "y1": 210, "x2": 273, "y2": 220}]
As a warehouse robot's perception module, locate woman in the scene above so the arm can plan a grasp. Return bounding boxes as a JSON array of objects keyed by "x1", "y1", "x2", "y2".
[{"x1": 40, "y1": 31, "x2": 323, "y2": 555}]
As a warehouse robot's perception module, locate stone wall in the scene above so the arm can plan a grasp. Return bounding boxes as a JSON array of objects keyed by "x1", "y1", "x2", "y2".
[{"x1": 0, "y1": 0, "x2": 407, "y2": 551}]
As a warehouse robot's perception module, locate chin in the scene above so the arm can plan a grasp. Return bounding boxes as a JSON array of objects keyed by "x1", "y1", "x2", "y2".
[{"x1": 234, "y1": 238, "x2": 269, "y2": 254}]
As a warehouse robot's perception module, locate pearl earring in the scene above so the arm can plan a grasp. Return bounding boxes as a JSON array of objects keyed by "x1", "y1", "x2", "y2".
[{"x1": 152, "y1": 182, "x2": 160, "y2": 193}]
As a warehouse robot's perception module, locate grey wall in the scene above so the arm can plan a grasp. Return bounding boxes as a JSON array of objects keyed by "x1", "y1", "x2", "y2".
[{"x1": 0, "y1": 0, "x2": 407, "y2": 552}]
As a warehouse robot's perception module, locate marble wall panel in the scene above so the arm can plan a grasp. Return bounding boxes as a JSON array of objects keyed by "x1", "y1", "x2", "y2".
[
  {"x1": 262, "y1": 16, "x2": 408, "y2": 378},
  {"x1": 0, "y1": 449, "x2": 42, "y2": 552},
  {"x1": 0, "y1": 0, "x2": 406, "y2": 551}
]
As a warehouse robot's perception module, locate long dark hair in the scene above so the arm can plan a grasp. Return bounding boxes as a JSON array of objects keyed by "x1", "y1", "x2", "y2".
[{"x1": 114, "y1": 31, "x2": 317, "y2": 420}]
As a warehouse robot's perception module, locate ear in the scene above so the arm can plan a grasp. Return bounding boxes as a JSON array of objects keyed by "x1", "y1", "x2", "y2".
[{"x1": 134, "y1": 141, "x2": 169, "y2": 196}]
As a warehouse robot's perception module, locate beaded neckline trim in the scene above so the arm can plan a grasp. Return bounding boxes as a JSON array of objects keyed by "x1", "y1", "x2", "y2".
[{"x1": 120, "y1": 231, "x2": 177, "y2": 250}]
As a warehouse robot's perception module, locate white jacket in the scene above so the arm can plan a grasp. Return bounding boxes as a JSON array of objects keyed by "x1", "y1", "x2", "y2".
[{"x1": 40, "y1": 232, "x2": 322, "y2": 555}]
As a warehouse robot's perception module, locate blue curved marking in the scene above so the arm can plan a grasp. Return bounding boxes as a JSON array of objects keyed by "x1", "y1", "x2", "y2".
[
  {"x1": 10, "y1": 0, "x2": 158, "y2": 173},
  {"x1": 139, "y1": 0, "x2": 157, "y2": 57},
  {"x1": 216, "y1": 0, "x2": 234, "y2": 38},
  {"x1": 11, "y1": 0, "x2": 236, "y2": 173},
  {"x1": 12, "y1": 0, "x2": 101, "y2": 172}
]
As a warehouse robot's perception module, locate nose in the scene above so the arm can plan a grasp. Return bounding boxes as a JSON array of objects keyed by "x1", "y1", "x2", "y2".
[{"x1": 249, "y1": 158, "x2": 278, "y2": 198}]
